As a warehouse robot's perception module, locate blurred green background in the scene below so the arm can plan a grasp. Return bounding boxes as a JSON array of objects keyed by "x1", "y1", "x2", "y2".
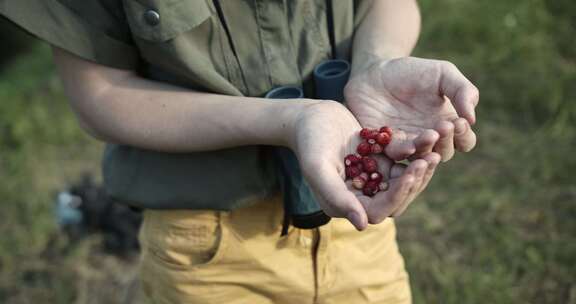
[{"x1": 0, "y1": 0, "x2": 575, "y2": 303}]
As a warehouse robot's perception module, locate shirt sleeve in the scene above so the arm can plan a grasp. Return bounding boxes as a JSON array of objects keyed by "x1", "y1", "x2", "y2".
[{"x1": 0, "y1": 0, "x2": 139, "y2": 69}]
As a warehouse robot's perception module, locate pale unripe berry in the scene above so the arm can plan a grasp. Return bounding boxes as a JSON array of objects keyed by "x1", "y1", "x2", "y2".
[{"x1": 352, "y1": 176, "x2": 366, "y2": 190}]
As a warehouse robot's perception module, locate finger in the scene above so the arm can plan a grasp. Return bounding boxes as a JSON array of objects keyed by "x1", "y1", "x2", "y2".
[
  {"x1": 409, "y1": 129, "x2": 439, "y2": 160},
  {"x1": 439, "y1": 62, "x2": 480, "y2": 125},
  {"x1": 305, "y1": 162, "x2": 368, "y2": 230},
  {"x1": 453, "y1": 118, "x2": 477, "y2": 152},
  {"x1": 387, "y1": 143, "x2": 416, "y2": 161},
  {"x1": 390, "y1": 153, "x2": 441, "y2": 217},
  {"x1": 390, "y1": 163, "x2": 407, "y2": 179},
  {"x1": 417, "y1": 152, "x2": 441, "y2": 193},
  {"x1": 389, "y1": 159, "x2": 429, "y2": 217},
  {"x1": 371, "y1": 154, "x2": 395, "y2": 180},
  {"x1": 433, "y1": 120, "x2": 455, "y2": 162},
  {"x1": 362, "y1": 171, "x2": 415, "y2": 224},
  {"x1": 384, "y1": 129, "x2": 417, "y2": 161},
  {"x1": 384, "y1": 128, "x2": 417, "y2": 161}
]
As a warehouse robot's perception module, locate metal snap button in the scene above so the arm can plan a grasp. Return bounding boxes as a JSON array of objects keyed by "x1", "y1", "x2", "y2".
[{"x1": 143, "y1": 10, "x2": 160, "y2": 26}]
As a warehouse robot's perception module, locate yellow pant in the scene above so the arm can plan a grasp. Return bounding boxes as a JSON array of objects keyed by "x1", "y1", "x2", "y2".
[{"x1": 138, "y1": 196, "x2": 412, "y2": 304}]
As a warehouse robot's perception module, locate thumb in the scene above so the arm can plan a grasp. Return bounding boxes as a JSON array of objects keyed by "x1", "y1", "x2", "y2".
[
  {"x1": 438, "y1": 62, "x2": 480, "y2": 125},
  {"x1": 304, "y1": 162, "x2": 368, "y2": 230},
  {"x1": 342, "y1": 197, "x2": 369, "y2": 231}
]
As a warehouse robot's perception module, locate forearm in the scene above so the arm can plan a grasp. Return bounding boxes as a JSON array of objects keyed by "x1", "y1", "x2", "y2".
[
  {"x1": 351, "y1": 0, "x2": 421, "y2": 76},
  {"x1": 53, "y1": 49, "x2": 318, "y2": 153},
  {"x1": 85, "y1": 81, "x2": 316, "y2": 152}
]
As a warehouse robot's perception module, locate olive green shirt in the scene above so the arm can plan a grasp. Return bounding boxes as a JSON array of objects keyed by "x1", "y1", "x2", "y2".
[{"x1": 0, "y1": 0, "x2": 372, "y2": 210}]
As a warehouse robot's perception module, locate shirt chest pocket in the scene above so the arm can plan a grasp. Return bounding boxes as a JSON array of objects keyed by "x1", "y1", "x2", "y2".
[
  {"x1": 123, "y1": 0, "x2": 212, "y2": 42},
  {"x1": 122, "y1": 0, "x2": 246, "y2": 95}
]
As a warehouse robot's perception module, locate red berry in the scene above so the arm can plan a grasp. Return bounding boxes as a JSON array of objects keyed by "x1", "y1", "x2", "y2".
[
  {"x1": 352, "y1": 176, "x2": 366, "y2": 190},
  {"x1": 379, "y1": 182, "x2": 389, "y2": 191},
  {"x1": 367, "y1": 130, "x2": 380, "y2": 140},
  {"x1": 344, "y1": 154, "x2": 361, "y2": 167},
  {"x1": 362, "y1": 156, "x2": 378, "y2": 173},
  {"x1": 371, "y1": 143, "x2": 383, "y2": 154},
  {"x1": 359, "y1": 128, "x2": 373, "y2": 139},
  {"x1": 369, "y1": 172, "x2": 383, "y2": 183},
  {"x1": 362, "y1": 181, "x2": 380, "y2": 197},
  {"x1": 375, "y1": 132, "x2": 391, "y2": 146},
  {"x1": 368, "y1": 138, "x2": 376, "y2": 145},
  {"x1": 345, "y1": 166, "x2": 362, "y2": 179},
  {"x1": 359, "y1": 172, "x2": 369, "y2": 181},
  {"x1": 357, "y1": 141, "x2": 371, "y2": 156},
  {"x1": 380, "y1": 126, "x2": 392, "y2": 135}
]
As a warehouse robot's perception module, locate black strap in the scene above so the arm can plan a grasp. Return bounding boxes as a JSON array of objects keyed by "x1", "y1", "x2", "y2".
[
  {"x1": 326, "y1": 0, "x2": 336, "y2": 59},
  {"x1": 291, "y1": 211, "x2": 331, "y2": 229},
  {"x1": 281, "y1": 202, "x2": 291, "y2": 236},
  {"x1": 325, "y1": 0, "x2": 336, "y2": 59}
]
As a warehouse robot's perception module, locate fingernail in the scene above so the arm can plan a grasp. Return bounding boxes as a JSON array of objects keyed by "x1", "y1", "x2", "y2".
[
  {"x1": 349, "y1": 212, "x2": 364, "y2": 231},
  {"x1": 470, "y1": 109, "x2": 477, "y2": 125}
]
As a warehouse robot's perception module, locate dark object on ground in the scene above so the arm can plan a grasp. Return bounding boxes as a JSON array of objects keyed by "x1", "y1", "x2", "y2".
[
  {"x1": 0, "y1": 17, "x2": 35, "y2": 69},
  {"x1": 56, "y1": 174, "x2": 142, "y2": 257}
]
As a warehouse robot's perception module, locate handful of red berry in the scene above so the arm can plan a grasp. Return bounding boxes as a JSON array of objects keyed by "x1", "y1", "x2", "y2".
[{"x1": 344, "y1": 127, "x2": 393, "y2": 197}]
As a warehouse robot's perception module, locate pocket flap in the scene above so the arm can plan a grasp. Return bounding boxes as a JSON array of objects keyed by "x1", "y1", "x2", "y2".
[{"x1": 124, "y1": 0, "x2": 212, "y2": 42}]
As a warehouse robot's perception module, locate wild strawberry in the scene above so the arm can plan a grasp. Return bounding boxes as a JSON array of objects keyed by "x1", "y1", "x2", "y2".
[
  {"x1": 380, "y1": 126, "x2": 392, "y2": 135},
  {"x1": 357, "y1": 141, "x2": 371, "y2": 156},
  {"x1": 371, "y1": 143, "x2": 383, "y2": 154},
  {"x1": 362, "y1": 181, "x2": 380, "y2": 197},
  {"x1": 375, "y1": 132, "x2": 391, "y2": 146},
  {"x1": 367, "y1": 130, "x2": 380, "y2": 140},
  {"x1": 369, "y1": 172, "x2": 383, "y2": 183},
  {"x1": 344, "y1": 154, "x2": 361, "y2": 167},
  {"x1": 345, "y1": 166, "x2": 362, "y2": 179},
  {"x1": 352, "y1": 176, "x2": 366, "y2": 190},
  {"x1": 362, "y1": 156, "x2": 378, "y2": 173},
  {"x1": 360, "y1": 128, "x2": 374, "y2": 139},
  {"x1": 379, "y1": 182, "x2": 389, "y2": 191}
]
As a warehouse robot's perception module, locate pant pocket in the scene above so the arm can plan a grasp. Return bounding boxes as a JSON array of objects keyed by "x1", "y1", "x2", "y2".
[{"x1": 139, "y1": 209, "x2": 228, "y2": 270}]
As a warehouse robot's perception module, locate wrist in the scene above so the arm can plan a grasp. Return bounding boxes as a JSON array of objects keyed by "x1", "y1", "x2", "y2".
[
  {"x1": 350, "y1": 49, "x2": 407, "y2": 77},
  {"x1": 270, "y1": 98, "x2": 323, "y2": 149},
  {"x1": 285, "y1": 100, "x2": 352, "y2": 153}
]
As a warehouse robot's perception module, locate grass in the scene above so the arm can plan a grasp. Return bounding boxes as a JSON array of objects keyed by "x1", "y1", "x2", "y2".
[
  {"x1": 0, "y1": 0, "x2": 575, "y2": 302},
  {"x1": 0, "y1": 45, "x2": 136, "y2": 303},
  {"x1": 397, "y1": 0, "x2": 576, "y2": 303},
  {"x1": 399, "y1": 125, "x2": 576, "y2": 303}
]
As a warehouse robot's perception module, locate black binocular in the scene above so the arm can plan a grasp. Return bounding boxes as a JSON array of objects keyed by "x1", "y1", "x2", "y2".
[{"x1": 265, "y1": 59, "x2": 351, "y2": 231}]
